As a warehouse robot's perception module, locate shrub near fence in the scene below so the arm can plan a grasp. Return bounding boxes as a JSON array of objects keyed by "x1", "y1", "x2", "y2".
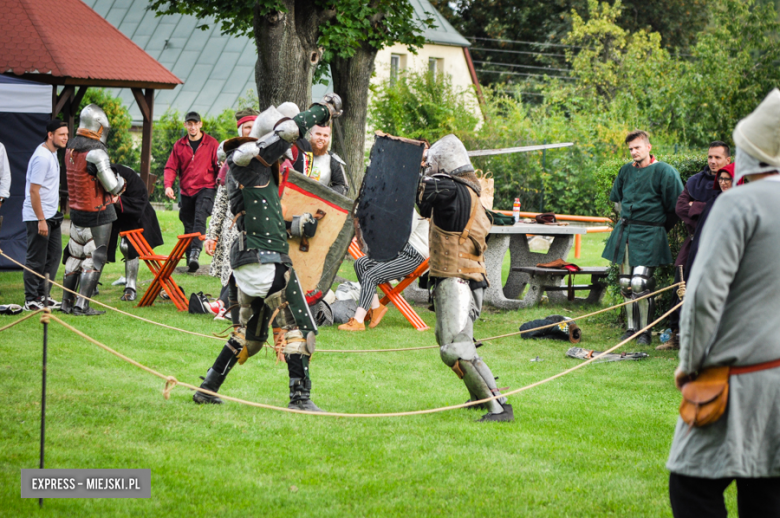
[{"x1": 596, "y1": 153, "x2": 708, "y2": 323}]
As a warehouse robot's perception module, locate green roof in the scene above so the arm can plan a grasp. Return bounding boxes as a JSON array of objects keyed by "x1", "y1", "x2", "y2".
[{"x1": 83, "y1": 0, "x2": 469, "y2": 123}]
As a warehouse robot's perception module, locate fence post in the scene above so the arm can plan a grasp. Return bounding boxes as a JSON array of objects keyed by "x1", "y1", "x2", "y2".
[
  {"x1": 39, "y1": 274, "x2": 50, "y2": 508},
  {"x1": 574, "y1": 234, "x2": 582, "y2": 259}
]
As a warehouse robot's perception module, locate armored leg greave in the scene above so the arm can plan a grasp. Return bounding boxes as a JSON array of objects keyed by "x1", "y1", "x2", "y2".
[
  {"x1": 434, "y1": 278, "x2": 511, "y2": 420},
  {"x1": 193, "y1": 337, "x2": 243, "y2": 404},
  {"x1": 73, "y1": 223, "x2": 111, "y2": 316},
  {"x1": 630, "y1": 266, "x2": 656, "y2": 345},
  {"x1": 60, "y1": 272, "x2": 80, "y2": 314},
  {"x1": 121, "y1": 258, "x2": 139, "y2": 301}
]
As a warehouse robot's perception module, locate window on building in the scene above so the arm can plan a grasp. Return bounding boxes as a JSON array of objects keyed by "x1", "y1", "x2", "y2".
[
  {"x1": 428, "y1": 57, "x2": 437, "y2": 74},
  {"x1": 391, "y1": 54, "x2": 401, "y2": 84}
]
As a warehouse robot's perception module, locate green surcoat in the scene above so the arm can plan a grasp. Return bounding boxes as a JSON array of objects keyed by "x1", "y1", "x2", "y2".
[{"x1": 601, "y1": 160, "x2": 683, "y2": 267}]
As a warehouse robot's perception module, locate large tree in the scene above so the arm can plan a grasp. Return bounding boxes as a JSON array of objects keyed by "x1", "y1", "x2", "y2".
[{"x1": 149, "y1": 0, "x2": 433, "y2": 196}]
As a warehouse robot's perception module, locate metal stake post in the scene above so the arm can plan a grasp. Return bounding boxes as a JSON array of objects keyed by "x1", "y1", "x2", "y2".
[{"x1": 39, "y1": 273, "x2": 50, "y2": 508}]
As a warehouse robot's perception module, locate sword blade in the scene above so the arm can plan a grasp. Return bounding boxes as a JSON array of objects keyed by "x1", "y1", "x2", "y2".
[{"x1": 467, "y1": 142, "x2": 574, "y2": 157}]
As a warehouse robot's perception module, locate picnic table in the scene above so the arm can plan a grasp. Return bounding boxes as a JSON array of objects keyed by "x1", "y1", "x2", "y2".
[
  {"x1": 483, "y1": 224, "x2": 588, "y2": 310},
  {"x1": 401, "y1": 223, "x2": 596, "y2": 310}
]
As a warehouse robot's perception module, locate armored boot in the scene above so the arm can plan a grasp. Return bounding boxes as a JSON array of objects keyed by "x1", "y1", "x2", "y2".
[
  {"x1": 60, "y1": 272, "x2": 80, "y2": 314},
  {"x1": 193, "y1": 337, "x2": 242, "y2": 404},
  {"x1": 288, "y1": 377, "x2": 323, "y2": 412},
  {"x1": 193, "y1": 368, "x2": 227, "y2": 404},
  {"x1": 620, "y1": 300, "x2": 638, "y2": 341},
  {"x1": 120, "y1": 258, "x2": 139, "y2": 301},
  {"x1": 73, "y1": 271, "x2": 106, "y2": 316},
  {"x1": 286, "y1": 354, "x2": 323, "y2": 412},
  {"x1": 478, "y1": 403, "x2": 515, "y2": 422},
  {"x1": 187, "y1": 250, "x2": 200, "y2": 273},
  {"x1": 635, "y1": 295, "x2": 655, "y2": 346}
]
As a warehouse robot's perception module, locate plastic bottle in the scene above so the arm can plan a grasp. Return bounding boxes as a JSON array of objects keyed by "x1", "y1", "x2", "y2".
[
  {"x1": 660, "y1": 328, "x2": 672, "y2": 343},
  {"x1": 513, "y1": 198, "x2": 521, "y2": 223}
]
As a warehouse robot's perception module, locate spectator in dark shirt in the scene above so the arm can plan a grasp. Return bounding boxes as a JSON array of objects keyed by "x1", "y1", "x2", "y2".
[{"x1": 164, "y1": 111, "x2": 220, "y2": 271}]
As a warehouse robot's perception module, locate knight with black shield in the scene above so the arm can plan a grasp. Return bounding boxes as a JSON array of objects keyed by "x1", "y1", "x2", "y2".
[{"x1": 418, "y1": 134, "x2": 513, "y2": 422}]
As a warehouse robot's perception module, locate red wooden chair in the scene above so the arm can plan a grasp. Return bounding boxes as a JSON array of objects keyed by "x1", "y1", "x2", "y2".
[
  {"x1": 120, "y1": 229, "x2": 203, "y2": 311},
  {"x1": 347, "y1": 238, "x2": 429, "y2": 331}
]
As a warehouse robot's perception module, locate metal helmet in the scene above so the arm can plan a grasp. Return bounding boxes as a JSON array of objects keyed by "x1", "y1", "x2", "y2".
[
  {"x1": 249, "y1": 105, "x2": 284, "y2": 140},
  {"x1": 78, "y1": 104, "x2": 111, "y2": 144},
  {"x1": 276, "y1": 102, "x2": 300, "y2": 119},
  {"x1": 426, "y1": 134, "x2": 474, "y2": 177}
]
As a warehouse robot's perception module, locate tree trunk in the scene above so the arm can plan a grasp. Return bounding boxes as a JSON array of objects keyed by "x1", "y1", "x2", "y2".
[
  {"x1": 330, "y1": 43, "x2": 378, "y2": 198},
  {"x1": 253, "y1": 0, "x2": 322, "y2": 110}
]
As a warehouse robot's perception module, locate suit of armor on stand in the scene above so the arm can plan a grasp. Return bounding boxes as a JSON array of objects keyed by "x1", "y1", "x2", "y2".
[
  {"x1": 192, "y1": 95, "x2": 342, "y2": 411},
  {"x1": 418, "y1": 134, "x2": 513, "y2": 422},
  {"x1": 61, "y1": 104, "x2": 125, "y2": 316}
]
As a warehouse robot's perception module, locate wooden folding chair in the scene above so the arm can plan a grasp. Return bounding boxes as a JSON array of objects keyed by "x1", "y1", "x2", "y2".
[
  {"x1": 120, "y1": 229, "x2": 203, "y2": 312},
  {"x1": 347, "y1": 238, "x2": 429, "y2": 331}
]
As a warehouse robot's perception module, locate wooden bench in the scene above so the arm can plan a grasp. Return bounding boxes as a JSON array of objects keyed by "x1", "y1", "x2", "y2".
[
  {"x1": 511, "y1": 266, "x2": 609, "y2": 305},
  {"x1": 120, "y1": 229, "x2": 203, "y2": 312},
  {"x1": 348, "y1": 238, "x2": 430, "y2": 331}
]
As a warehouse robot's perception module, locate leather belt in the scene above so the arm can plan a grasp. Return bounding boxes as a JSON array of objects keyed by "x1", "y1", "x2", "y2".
[
  {"x1": 730, "y1": 357, "x2": 780, "y2": 375},
  {"x1": 612, "y1": 218, "x2": 664, "y2": 262}
]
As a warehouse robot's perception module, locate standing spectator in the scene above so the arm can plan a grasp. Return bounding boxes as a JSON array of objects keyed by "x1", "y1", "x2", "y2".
[
  {"x1": 164, "y1": 111, "x2": 220, "y2": 272},
  {"x1": 0, "y1": 141, "x2": 10, "y2": 207},
  {"x1": 601, "y1": 130, "x2": 683, "y2": 345},
  {"x1": 667, "y1": 89, "x2": 780, "y2": 518},
  {"x1": 22, "y1": 120, "x2": 68, "y2": 310},
  {"x1": 308, "y1": 124, "x2": 349, "y2": 195},
  {"x1": 659, "y1": 142, "x2": 731, "y2": 351}
]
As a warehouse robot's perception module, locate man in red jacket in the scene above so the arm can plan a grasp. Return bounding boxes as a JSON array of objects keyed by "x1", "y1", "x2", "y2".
[{"x1": 164, "y1": 111, "x2": 220, "y2": 271}]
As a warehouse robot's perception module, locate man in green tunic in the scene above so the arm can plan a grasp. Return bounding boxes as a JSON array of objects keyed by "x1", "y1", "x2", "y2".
[{"x1": 602, "y1": 130, "x2": 683, "y2": 344}]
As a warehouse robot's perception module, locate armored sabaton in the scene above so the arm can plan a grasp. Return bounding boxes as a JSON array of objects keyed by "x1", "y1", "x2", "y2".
[
  {"x1": 193, "y1": 96, "x2": 341, "y2": 411},
  {"x1": 61, "y1": 104, "x2": 125, "y2": 316},
  {"x1": 617, "y1": 245, "x2": 655, "y2": 344},
  {"x1": 423, "y1": 134, "x2": 513, "y2": 422}
]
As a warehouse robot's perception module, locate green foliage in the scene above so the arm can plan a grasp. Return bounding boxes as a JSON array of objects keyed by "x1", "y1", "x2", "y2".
[
  {"x1": 431, "y1": 0, "x2": 711, "y2": 87},
  {"x1": 76, "y1": 89, "x2": 140, "y2": 170},
  {"x1": 149, "y1": 109, "x2": 237, "y2": 202},
  {"x1": 148, "y1": 0, "x2": 434, "y2": 86},
  {"x1": 368, "y1": 70, "x2": 480, "y2": 142}
]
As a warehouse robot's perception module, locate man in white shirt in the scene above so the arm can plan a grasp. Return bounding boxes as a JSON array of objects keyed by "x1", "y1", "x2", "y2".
[
  {"x1": 22, "y1": 120, "x2": 68, "y2": 310},
  {"x1": 308, "y1": 124, "x2": 349, "y2": 195},
  {"x1": 0, "y1": 142, "x2": 10, "y2": 207}
]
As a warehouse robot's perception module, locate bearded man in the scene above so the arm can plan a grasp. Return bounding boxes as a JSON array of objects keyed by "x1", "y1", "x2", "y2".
[{"x1": 602, "y1": 130, "x2": 683, "y2": 344}]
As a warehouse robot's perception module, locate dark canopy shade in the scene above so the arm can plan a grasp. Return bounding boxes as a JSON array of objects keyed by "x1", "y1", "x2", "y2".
[{"x1": 0, "y1": 75, "x2": 53, "y2": 269}]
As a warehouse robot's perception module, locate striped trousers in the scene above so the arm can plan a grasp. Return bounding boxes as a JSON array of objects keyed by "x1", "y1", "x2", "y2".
[{"x1": 353, "y1": 243, "x2": 425, "y2": 310}]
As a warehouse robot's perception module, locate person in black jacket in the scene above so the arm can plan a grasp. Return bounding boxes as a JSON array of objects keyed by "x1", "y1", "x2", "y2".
[{"x1": 106, "y1": 164, "x2": 163, "y2": 301}]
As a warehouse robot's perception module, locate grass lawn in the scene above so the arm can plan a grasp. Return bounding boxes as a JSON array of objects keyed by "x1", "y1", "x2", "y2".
[{"x1": 0, "y1": 212, "x2": 737, "y2": 516}]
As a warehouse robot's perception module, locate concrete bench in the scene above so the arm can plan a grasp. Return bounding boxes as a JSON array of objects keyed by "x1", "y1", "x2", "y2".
[{"x1": 511, "y1": 266, "x2": 609, "y2": 305}]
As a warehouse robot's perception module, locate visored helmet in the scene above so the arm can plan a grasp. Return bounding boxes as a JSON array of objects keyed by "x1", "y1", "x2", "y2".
[{"x1": 78, "y1": 104, "x2": 111, "y2": 144}]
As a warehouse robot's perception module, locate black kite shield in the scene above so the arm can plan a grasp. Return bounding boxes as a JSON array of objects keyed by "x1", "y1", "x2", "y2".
[{"x1": 356, "y1": 132, "x2": 426, "y2": 262}]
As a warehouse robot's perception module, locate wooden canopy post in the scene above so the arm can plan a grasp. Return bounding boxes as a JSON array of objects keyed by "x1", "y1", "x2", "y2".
[{"x1": 132, "y1": 88, "x2": 156, "y2": 195}]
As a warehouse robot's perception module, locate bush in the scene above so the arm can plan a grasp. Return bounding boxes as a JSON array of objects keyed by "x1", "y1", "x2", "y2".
[
  {"x1": 369, "y1": 69, "x2": 480, "y2": 143},
  {"x1": 75, "y1": 89, "x2": 140, "y2": 170}
]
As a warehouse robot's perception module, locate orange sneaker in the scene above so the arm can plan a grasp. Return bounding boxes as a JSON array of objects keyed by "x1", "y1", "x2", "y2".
[
  {"x1": 368, "y1": 305, "x2": 388, "y2": 329},
  {"x1": 338, "y1": 318, "x2": 365, "y2": 331}
]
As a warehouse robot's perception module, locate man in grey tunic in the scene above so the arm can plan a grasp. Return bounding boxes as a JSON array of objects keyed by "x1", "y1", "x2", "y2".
[{"x1": 667, "y1": 89, "x2": 780, "y2": 517}]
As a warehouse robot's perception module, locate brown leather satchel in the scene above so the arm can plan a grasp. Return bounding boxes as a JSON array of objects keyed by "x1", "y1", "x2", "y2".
[
  {"x1": 679, "y1": 358, "x2": 780, "y2": 428},
  {"x1": 679, "y1": 366, "x2": 730, "y2": 427}
]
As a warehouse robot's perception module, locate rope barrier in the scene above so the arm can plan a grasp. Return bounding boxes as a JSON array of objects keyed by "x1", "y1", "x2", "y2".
[
  {"x1": 42, "y1": 302, "x2": 682, "y2": 417},
  {"x1": 0, "y1": 309, "x2": 44, "y2": 333},
  {"x1": 1, "y1": 247, "x2": 681, "y2": 354}
]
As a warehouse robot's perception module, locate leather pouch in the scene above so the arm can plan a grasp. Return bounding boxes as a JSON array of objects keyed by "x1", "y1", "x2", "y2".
[{"x1": 679, "y1": 366, "x2": 730, "y2": 427}]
